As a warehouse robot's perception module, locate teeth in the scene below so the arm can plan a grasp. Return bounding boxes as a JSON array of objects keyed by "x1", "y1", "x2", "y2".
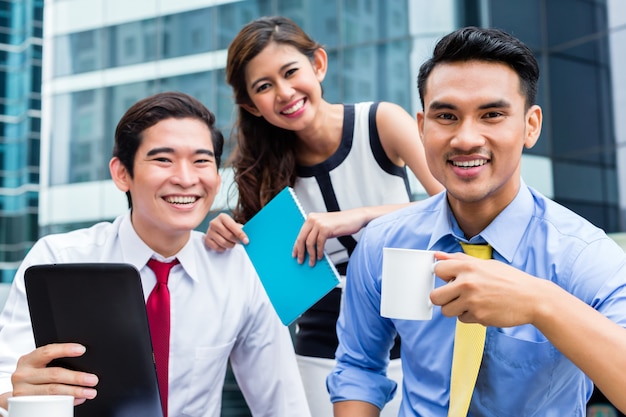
[
  {"x1": 166, "y1": 196, "x2": 197, "y2": 204},
  {"x1": 282, "y1": 99, "x2": 304, "y2": 115},
  {"x1": 452, "y1": 159, "x2": 487, "y2": 168}
]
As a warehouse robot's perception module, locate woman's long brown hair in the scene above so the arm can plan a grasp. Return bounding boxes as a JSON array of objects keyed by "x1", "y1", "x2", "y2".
[{"x1": 226, "y1": 16, "x2": 321, "y2": 222}]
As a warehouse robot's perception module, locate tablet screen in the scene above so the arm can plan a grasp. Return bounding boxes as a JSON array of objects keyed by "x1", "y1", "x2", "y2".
[{"x1": 25, "y1": 263, "x2": 163, "y2": 417}]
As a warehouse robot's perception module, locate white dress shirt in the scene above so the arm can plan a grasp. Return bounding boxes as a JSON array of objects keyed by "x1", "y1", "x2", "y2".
[{"x1": 0, "y1": 211, "x2": 310, "y2": 417}]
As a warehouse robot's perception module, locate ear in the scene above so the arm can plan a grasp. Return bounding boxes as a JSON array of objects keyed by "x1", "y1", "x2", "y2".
[
  {"x1": 109, "y1": 157, "x2": 131, "y2": 192},
  {"x1": 416, "y1": 111, "x2": 425, "y2": 143},
  {"x1": 241, "y1": 102, "x2": 262, "y2": 117},
  {"x1": 312, "y1": 48, "x2": 328, "y2": 83},
  {"x1": 523, "y1": 105, "x2": 542, "y2": 149},
  {"x1": 215, "y1": 170, "x2": 222, "y2": 194}
]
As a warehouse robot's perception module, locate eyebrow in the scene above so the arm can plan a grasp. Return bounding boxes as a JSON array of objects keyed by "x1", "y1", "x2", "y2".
[
  {"x1": 249, "y1": 61, "x2": 299, "y2": 89},
  {"x1": 428, "y1": 99, "x2": 511, "y2": 111},
  {"x1": 146, "y1": 147, "x2": 215, "y2": 157}
]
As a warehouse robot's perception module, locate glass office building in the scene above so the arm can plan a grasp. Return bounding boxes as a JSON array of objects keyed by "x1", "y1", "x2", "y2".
[
  {"x1": 39, "y1": 0, "x2": 625, "y2": 415},
  {"x1": 0, "y1": 0, "x2": 43, "y2": 282},
  {"x1": 39, "y1": 0, "x2": 626, "y2": 234}
]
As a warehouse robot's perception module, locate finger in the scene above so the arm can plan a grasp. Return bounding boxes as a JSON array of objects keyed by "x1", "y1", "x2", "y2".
[
  {"x1": 205, "y1": 218, "x2": 247, "y2": 250},
  {"x1": 18, "y1": 343, "x2": 86, "y2": 369},
  {"x1": 305, "y1": 229, "x2": 320, "y2": 267},
  {"x1": 434, "y1": 250, "x2": 469, "y2": 261},
  {"x1": 204, "y1": 226, "x2": 229, "y2": 251},
  {"x1": 13, "y1": 364, "x2": 97, "y2": 388},
  {"x1": 225, "y1": 222, "x2": 248, "y2": 245},
  {"x1": 430, "y1": 279, "x2": 461, "y2": 307},
  {"x1": 316, "y1": 233, "x2": 327, "y2": 261},
  {"x1": 14, "y1": 379, "x2": 98, "y2": 402},
  {"x1": 432, "y1": 258, "x2": 455, "y2": 283},
  {"x1": 456, "y1": 310, "x2": 480, "y2": 324},
  {"x1": 12, "y1": 344, "x2": 99, "y2": 401},
  {"x1": 15, "y1": 344, "x2": 98, "y2": 388},
  {"x1": 294, "y1": 222, "x2": 313, "y2": 264},
  {"x1": 204, "y1": 235, "x2": 228, "y2": 252},
  {"x1": 207, "y1": 231, "x2": 240, "y2": 251},
  {"x1": 433, "y1": 256, "x2": 482, "y2": 284}
]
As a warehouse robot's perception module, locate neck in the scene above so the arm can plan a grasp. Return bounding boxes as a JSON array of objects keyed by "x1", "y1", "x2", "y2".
[
  {"x1": 130, "y1": 216, "x2": 191, "y2": 258},
  {"x1": 146, "y1": 235, "x2": 189, "y2": 259},
  {"x1": 294, "y1": 102, "x2": 344, "y2": 165},
  {"x1": 448, "y1": 198, "x2": 505, "y2": 240}
]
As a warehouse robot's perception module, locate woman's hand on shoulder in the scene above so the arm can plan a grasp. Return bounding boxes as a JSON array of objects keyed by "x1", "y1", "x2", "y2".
[{"x1": 204, "y1": 213, "x2": 248, "y2": 252}]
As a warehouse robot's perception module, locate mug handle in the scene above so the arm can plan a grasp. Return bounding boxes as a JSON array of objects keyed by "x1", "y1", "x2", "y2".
[{"x1": 0, "y1": 406, "x2": 7, "y2": 416}]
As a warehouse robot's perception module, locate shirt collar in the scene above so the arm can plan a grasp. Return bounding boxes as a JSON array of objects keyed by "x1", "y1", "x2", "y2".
[
  {"x1": 118, "y1": 211, "x2": 201, "y2": 282},
  {"x1": 427, "y1": 180, "x2": 534, "y2": 262}
]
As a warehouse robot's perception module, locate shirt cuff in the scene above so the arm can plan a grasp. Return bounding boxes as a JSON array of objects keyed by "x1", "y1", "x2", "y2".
[{"x1": 326, "y1": 365, "x2": 397, "y2": 409}]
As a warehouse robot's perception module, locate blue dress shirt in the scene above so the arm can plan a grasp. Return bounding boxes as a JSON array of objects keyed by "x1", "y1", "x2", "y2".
[{"x1": 327, "y1": 182, "x2": 626, "y2": 416}]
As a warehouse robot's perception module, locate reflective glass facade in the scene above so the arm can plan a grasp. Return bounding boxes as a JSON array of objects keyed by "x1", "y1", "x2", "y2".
[
  {"x1": 44, "y1": 1, "x2": 414, "y2": 187},
  {"x1": 490, "y1": 0, "x2": 620, "y2": 232},
  {"x1": 40, "y1": 0, "x2": 625, "y2": 235},
  {"x1": 38, "y1": 0, "x2": 626, "y2": 414},
  {"x1": 0, "y1": 0, "x2": 43, "y2": 282}
]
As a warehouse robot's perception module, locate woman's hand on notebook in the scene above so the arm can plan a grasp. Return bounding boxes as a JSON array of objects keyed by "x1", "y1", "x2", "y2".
[{"x1": 293, "y1": 210, "x2": 369, "y2": 267}]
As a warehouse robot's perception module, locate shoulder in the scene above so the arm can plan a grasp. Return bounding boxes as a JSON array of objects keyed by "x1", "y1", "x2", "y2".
[
  {"x1": 373, "y1": 101, "x2": 413, "y2": 120},
  {"x1": 373, "y1": 193, "x2": 442, "y2": 225},
  {"x1": 370, "y1": 102, "x2": 419, "y2": 147},
  {"x1": 30, "y1": 219, "x2": 119, "y2": 260},
  {"x1": 526, "y1": 187, "x2": 624, "y2": 271},
  {"x1": 363, "y1": 194, "x2": 444, "y2": 245},
  {"x1": 353, "y1": 101, "x2": 412, "y2": 122},
  {"x1": 529, "y1": 188, "x2": 606, "y2": 242},
  {"x1": 189, "y1": 232, "x2": 257, "y2": 275}
]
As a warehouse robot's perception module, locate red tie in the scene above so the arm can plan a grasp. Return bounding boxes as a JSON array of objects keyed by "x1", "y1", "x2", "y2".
[{"x1": 146, "y1": 258, "x2": 179, "y2": 417}]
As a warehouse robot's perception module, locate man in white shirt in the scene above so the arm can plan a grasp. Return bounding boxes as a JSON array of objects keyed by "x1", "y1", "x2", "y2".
[{"x1": 0, "y1": 91, "x2": 310, "y2": 417}]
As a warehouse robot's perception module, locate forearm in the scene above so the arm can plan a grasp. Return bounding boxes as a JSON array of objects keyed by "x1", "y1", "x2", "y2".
[
  {"x1": 333, "y1": 400, "x2": 380, "y2": 417},
  {"x1": 533, "y1": 280, "x2": 626, "y2": 412},
  {"x1": 357, "y1": 203, "x2": 411, "y2": 227}
]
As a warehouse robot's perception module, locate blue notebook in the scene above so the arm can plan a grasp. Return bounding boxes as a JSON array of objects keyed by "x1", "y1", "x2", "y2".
[{"x1": 243, "y1": 186, "x2": 341, "y2": 325}]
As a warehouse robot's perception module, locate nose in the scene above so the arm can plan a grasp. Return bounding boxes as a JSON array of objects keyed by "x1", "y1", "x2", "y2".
[
  {"x1": 275, "y1": 79, "x2": 294, "y2": 102},
  {"x1": 451, "y1": 118, "x2": 486, "y2": 150},
  {"x1": 171, "y1": 161, "x2": 198, "y2": 187}
]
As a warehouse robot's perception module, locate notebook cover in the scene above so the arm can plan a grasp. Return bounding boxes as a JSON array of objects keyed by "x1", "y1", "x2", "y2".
[
  {"x1": 243, "y1": 186, "x2": 341, "y2": 325},
  {"x1": 24, "y1": 263, "x2": 163, "y2": 417}
]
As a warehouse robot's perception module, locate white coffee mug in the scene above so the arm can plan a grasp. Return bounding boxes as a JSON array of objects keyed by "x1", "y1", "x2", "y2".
[
  {"x1": 0, "y1": 395, "x2": 74, "y2": 417},
  {"x1": 381, "y1": 247, "x2": 436, "y2": 320}
]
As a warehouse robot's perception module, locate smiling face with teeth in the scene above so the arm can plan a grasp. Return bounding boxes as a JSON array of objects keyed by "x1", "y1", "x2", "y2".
[
  {"x1": 241, "y1": 41, "x2": 327, "y2": 132},
  {"x1": 417, "y1": 60, "x2": 542, "y2": 236},
  {"x1": 111, "y1": 117, "x2": 220, "y2": 257}
]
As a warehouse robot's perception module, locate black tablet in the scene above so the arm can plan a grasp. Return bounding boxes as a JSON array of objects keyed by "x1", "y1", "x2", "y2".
[{"x1": 24, "y1": 263, "x2": 163, "y2": 417}]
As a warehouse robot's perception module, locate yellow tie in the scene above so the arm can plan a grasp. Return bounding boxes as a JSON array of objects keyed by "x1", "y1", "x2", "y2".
[{"x1": 448, "y1": 242, "x2": 492, "y2": 417}]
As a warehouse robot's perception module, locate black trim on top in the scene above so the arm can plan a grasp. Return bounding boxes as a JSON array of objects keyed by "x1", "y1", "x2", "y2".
[
  {"x1": 296, "y1": 104, "x2": 355, "y2": 178},
  {"x1": 316, "y1": 172, "x2": 358, "y2": 255},
  {"x1": 368, "y1": 102, "x2": 412, "y2": 198}
]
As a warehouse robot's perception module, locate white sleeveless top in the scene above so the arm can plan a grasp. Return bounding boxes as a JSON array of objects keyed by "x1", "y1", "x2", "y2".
[{"x1": 293, "y1": 102, "x2": 411, "y2": 267}]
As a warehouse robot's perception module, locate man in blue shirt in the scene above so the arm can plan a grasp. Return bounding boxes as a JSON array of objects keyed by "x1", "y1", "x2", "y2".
[{"x1": 327, "y1": 27, "x2": 626, "y2": 416}]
